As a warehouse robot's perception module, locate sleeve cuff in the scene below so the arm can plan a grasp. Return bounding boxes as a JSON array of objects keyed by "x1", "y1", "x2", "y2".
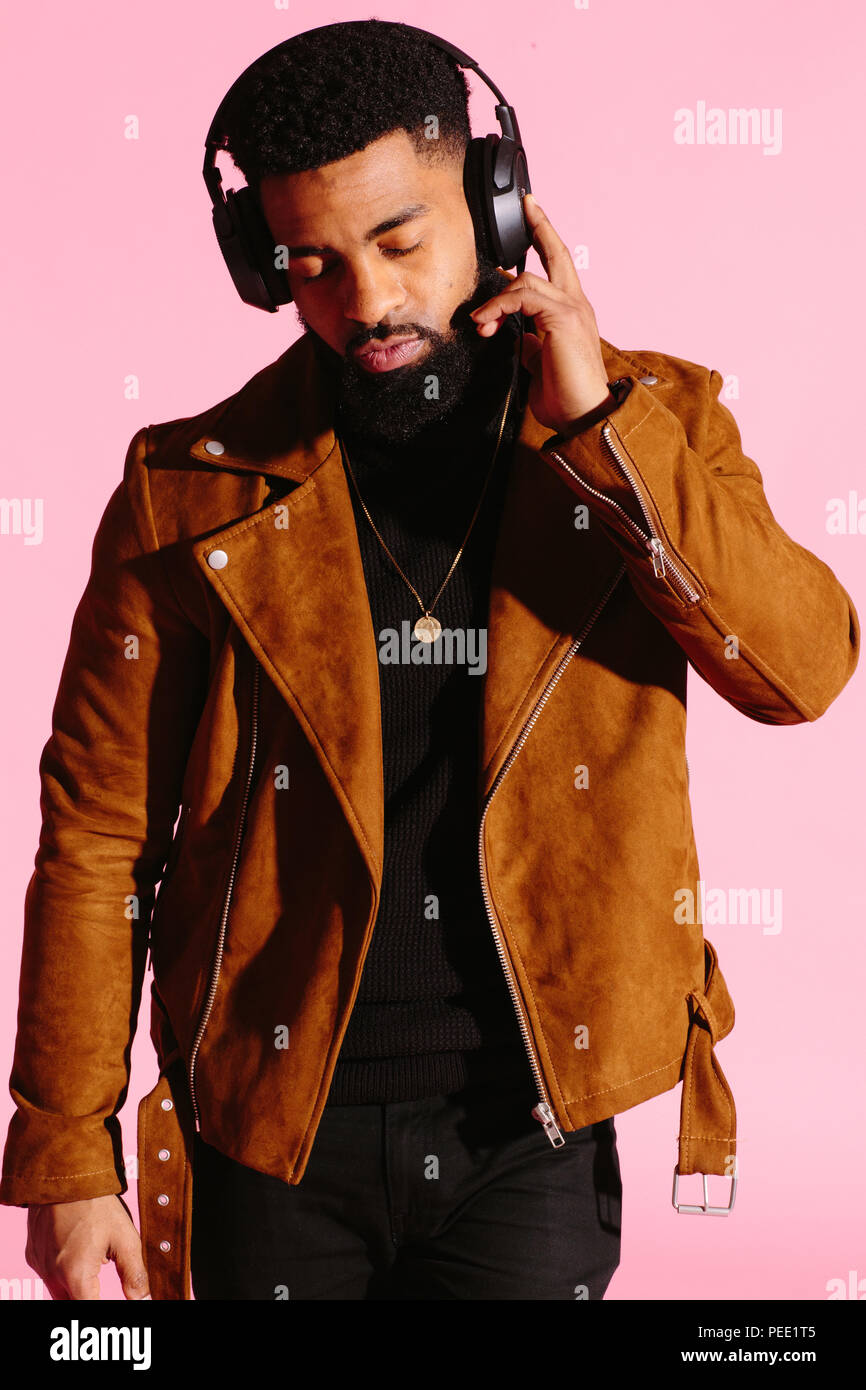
[{"x1": 542, "y1": 376, "x2": 634, "y2": 447}]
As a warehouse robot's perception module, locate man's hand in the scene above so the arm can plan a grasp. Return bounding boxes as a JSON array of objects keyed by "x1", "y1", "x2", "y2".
[
  {"x1": 25, "y1": 1194, "x2": 151, "y2": 1301},
  {"x1": 469, "y1": 193, "x2": 611, "y2": 434}
]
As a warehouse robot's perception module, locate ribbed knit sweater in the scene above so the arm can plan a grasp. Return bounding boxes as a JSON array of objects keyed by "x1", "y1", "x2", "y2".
[{"x1": 325, "y1": 323, "x2": 536, "y2": 1105}]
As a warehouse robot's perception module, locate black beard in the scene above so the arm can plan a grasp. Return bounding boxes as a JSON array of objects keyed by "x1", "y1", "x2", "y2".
[{"x1": 295, "y1": 258, "x2": 519, "y2": 447}]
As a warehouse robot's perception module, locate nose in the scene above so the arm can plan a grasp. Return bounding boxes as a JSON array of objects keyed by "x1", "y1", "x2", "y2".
[{"x1": 340, "y1": 256, "x2": 407, "y2": 332}]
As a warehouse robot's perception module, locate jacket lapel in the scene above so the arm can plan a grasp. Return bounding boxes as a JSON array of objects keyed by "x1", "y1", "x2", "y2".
[{"x1": 185, "y1": 329, "x2": 660, "y2": 880}]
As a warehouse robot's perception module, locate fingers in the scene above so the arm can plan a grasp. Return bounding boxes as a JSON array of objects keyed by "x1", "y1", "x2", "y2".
[
  {"x1": 120, "y1": 1267, "x2": 152, "y2": 1300},
  {"x1": 27, "y1": 1207, "x2": 101, "y2": 1299},
  {"x1": 52, "y1": 1260, "x2": 102, "y2": 1300},
  {"x1": 44, "y1": 1280, "x2": 73, "y2": 1300},
  {"x1": 470, "y1": 276, "x2": 568, "y2": 334},
  {"x1": 523, "y1": 194, "x2": 582, "y2": 294},
  {"x1": 112, "y1": 1206, "x2": 152, "y2": 1301},
  {"x1": 25, "y1": 1194, "x2": 149, "y2": 1301}
]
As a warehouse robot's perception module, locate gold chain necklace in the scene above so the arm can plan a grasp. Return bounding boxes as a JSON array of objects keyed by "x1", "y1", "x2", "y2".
[{"x1": 338, "y1": 375, "x2": 515, "y2": 643}]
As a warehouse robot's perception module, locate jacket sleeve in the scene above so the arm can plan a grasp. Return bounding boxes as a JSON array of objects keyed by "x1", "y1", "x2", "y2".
[
  {"x1": 541, "y1": 364, "x2": 860, "y2": 722},
  {"x1": 0, "y1": 428, "x2": 208, "y2": 1206}
]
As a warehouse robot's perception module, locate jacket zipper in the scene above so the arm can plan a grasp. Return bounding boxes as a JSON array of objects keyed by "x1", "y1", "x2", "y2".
[
  {"x1": 478, "y1": 561, "x2": 626, "y2": 1149},
  {"x1": 550, "y1": 425, "x2": 696, "y2": 789},
  {"x1": 548, "y1": 422, "x2": 703, "y2": 605},
  {"x1": 188, "y1": 660, "x2": 261, "y2": 1131}
]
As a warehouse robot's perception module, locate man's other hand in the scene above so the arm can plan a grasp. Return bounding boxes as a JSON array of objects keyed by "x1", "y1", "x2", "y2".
[{"x1": 25, "y1": 1194, "x2": 151, "y2": 1301}]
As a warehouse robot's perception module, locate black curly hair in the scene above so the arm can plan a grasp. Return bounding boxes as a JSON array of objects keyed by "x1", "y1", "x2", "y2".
[{"x1": 221, "y1": 19, "x2": 472, "y2": 193}]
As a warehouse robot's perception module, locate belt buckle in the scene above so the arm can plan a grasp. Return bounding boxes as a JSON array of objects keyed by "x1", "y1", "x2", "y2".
[{"x1": 672, "y1": 1165, "x2": 737, "y2": 1215}]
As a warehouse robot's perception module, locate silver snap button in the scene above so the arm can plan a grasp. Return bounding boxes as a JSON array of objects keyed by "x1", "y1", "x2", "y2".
[
  {"x1": 161, "y1": 1098, "x2": 173, "y2": 1111},
  {"x1": 639, "y1": 373, "x2": 658, "y2": 385},
  {"x1": 158, "y1": 1148, "x2": 171, "y2": 1162},
  {"x1": 204, "y1": 440, "x2": 225, "y2": 456},
  {"x1": 157, "y1": 1194, "x2": 170, "y2": 1206},
  {"x1": 207, "y1": 549, "x2": 228, "y2": 570},
  {"x1": 159, "y1": 1240, "x2": 172, "y2": 1253}
]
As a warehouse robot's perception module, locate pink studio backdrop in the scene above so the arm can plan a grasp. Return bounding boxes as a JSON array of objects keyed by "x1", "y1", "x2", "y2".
[{"x1": 1, "y1": 0, "x2": 863, "y2": 1302}]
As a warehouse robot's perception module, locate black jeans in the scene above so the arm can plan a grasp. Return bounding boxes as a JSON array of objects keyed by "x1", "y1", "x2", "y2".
[{"x1": 190, "y1": 1075, "x2": 622, "y2": 1300}]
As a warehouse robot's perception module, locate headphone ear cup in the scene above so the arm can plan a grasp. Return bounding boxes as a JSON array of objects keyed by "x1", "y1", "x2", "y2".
[
  {"x1": 232, "y1": 187, "x2": 294, "y2": 307},
  {"x1": 463, "y1": 137, "x2": 496, "y2": 263},
  {"x1": 499, "y1": 144, "x2": 532, "y2": 267},
  {"x1": 464, "y1": 134, "x2": 532, "y2": 270},
  {"x1": 217, "y1": 187, "x2": 293, "y2": 310}
]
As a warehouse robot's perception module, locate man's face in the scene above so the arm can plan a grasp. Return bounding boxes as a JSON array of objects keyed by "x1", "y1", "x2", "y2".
[{"x1": 258, "y1": 128, "x2": 512, "y2": 443}]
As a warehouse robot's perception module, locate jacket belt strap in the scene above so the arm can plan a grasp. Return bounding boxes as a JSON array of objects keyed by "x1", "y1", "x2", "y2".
[
  {"x1": 137, "y1": 1055, "x2": 194, "y2": 1300},
  {"x1": 677, "y1": 939, "x2": 737, "y2": 1179}
]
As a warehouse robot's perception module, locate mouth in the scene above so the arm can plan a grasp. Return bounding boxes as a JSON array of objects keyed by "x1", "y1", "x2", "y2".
[{"x1": 352, "y1": 335, "x2": 425, "y2": 373}]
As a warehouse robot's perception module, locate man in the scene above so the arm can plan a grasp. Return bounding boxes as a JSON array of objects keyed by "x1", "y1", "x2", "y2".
[{"x1": 3, "y1": 21, "x2": 858, "y2": 1301}]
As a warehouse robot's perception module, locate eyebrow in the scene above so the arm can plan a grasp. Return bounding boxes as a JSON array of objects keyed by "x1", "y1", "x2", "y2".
[{"x1": 286, "y1": 203, "x2": 433, "y2": 257}]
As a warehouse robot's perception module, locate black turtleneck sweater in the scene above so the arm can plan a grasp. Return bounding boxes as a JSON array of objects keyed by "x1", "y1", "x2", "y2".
[{"x1": 325, "y1": 322, "x2": 537, "y2": 1106}]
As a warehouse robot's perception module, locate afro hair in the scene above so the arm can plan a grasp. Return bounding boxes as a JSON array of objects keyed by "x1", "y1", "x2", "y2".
[{"x1": 221, "y1": 19, "x2": 473, "y2": 193}]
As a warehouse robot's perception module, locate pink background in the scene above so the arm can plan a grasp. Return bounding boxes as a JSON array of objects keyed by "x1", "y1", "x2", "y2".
[{"x1": 1, "y1": 0, "x2": 863, "y2": 1300}]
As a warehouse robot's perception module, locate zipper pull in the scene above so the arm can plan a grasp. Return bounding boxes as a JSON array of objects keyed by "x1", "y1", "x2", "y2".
[
  {"x1": 649, "y1": 537, "x2": 667, "y2": 579},
  {"x1": 532, "y1": 1101, "x2": 566, "y2": 1148}
]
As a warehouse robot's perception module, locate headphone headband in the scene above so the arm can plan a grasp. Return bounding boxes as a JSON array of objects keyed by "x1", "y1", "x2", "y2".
[{"x1": 202, "y1": 21, "x2": 532, "y2": 311}]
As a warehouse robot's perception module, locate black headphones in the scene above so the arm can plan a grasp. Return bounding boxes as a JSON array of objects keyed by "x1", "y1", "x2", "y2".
[{"x1": 202, "y1": 21, "x2": 533, "y2": 312}]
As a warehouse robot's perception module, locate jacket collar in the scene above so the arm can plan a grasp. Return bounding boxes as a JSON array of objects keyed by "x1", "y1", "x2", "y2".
[{"x1": 185, "y1": 322, "x2": 664, "y2": 884}]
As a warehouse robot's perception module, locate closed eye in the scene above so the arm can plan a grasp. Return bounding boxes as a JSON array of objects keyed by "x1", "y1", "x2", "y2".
[
  {"x1": 301, "y1": 242, "x2": 425, "y2": 282},
  {"x1": 383, "y1": 242, "x2": 424, "y2": 258}
]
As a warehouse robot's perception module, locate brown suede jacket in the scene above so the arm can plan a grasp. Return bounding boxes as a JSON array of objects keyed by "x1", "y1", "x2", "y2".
[{"x1": 1, "y1": 326, "x2": 859, "y2": 1298}]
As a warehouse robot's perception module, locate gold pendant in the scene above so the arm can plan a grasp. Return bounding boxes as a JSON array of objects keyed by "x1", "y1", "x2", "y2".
[{"x1": 413, "y1": 614, "x2": 442, "y2": 643}]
